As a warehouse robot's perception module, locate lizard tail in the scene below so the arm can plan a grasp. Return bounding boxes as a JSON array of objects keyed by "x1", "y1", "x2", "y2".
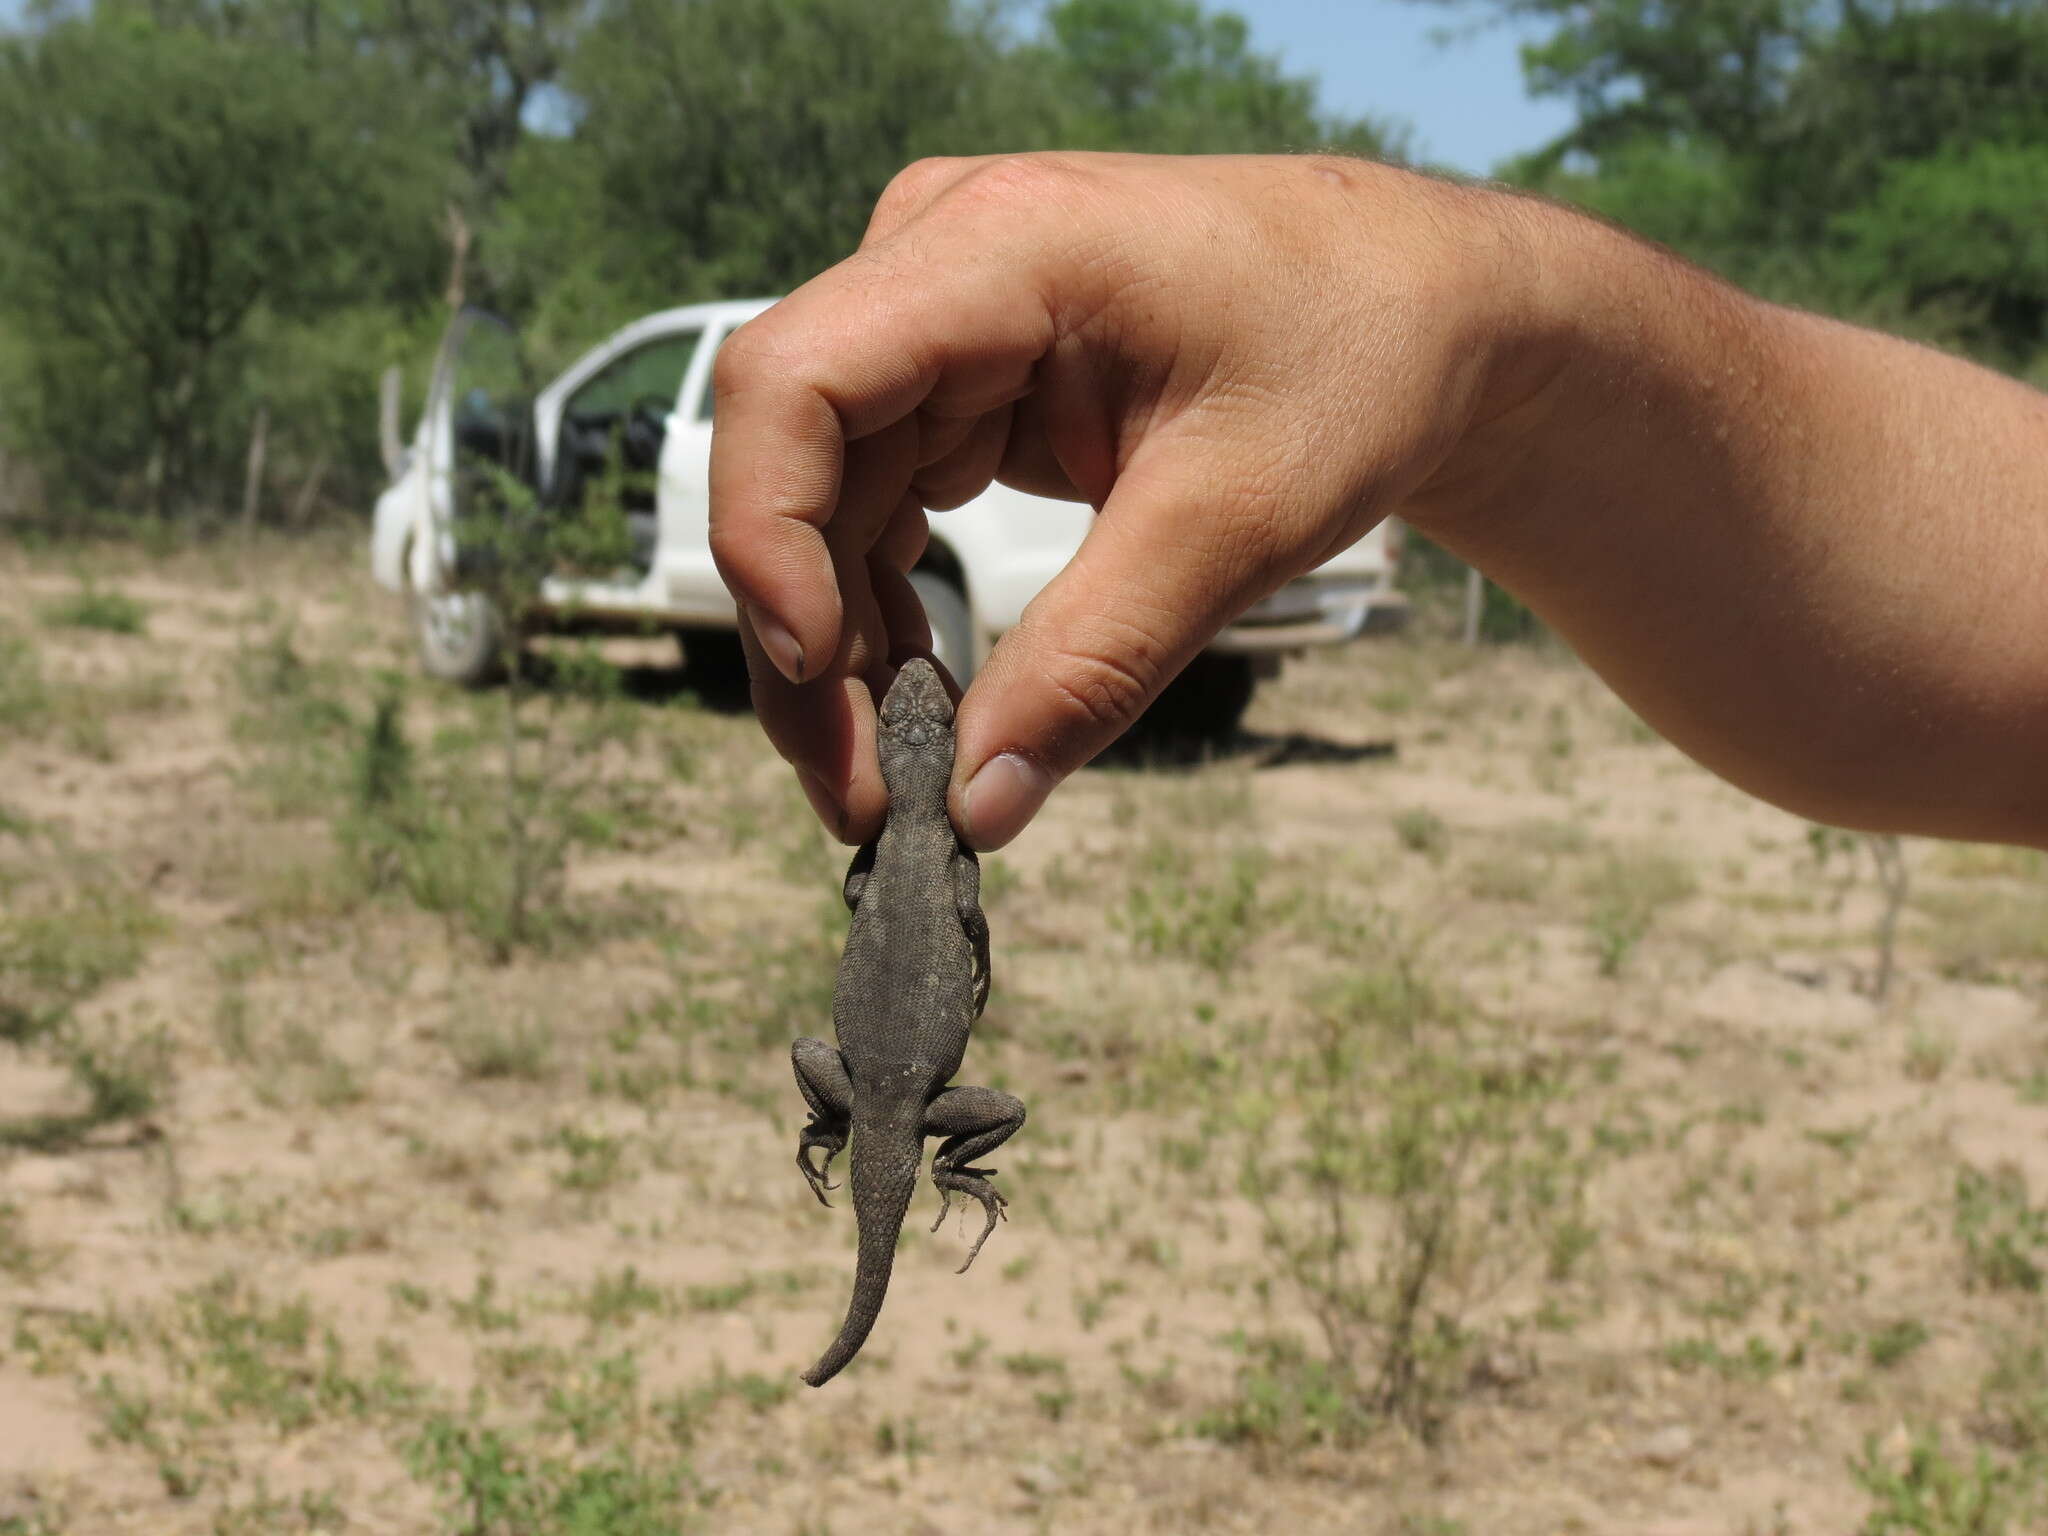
[{"x1": 802, "y1": 1118, "x2": 921, "y2": 1388}]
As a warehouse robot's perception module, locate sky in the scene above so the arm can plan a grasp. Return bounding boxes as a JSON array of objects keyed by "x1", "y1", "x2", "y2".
[{"x1": 1218, "y1": 0, "x2": 1574, "y2": 174}]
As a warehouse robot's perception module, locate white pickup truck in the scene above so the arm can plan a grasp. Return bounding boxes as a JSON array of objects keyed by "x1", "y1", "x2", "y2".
[{"x1": 370, "y1": 301, "x2": 1407, "y2": 735}]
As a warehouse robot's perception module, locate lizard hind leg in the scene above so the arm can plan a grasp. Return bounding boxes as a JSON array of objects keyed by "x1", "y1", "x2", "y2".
[
  {"x1": 922, "y1": 1085, "x2": 1026, "y2": 1273},
  {"x1": 791, "y1": 1038, "x2": 853, "y2": 1208}
]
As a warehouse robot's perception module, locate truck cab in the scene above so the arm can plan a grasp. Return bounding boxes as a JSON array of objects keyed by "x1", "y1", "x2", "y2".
[{"x1": 370, "y1": 300, "x2": 1408, "y2": 732}]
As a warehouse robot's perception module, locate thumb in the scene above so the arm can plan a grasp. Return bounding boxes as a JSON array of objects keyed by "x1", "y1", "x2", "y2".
[{"x1": 950, "y1": 440, "x2": 1302, "y2": 849}]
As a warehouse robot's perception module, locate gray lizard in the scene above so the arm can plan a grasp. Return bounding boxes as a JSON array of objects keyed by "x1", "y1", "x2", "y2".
[{"x1": 791, "y1": 657, "x2": 1026, "y2": 1389}]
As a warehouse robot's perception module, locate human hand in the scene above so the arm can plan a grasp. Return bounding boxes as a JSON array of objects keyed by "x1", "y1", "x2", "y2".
[{"x1": 709, "y1": 151, "x2": 1562, "y2": 848}]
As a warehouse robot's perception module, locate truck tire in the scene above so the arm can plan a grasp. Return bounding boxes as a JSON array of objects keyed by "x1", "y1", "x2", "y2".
[
  {"x1": 1130, "y1": 653, "x2": 1256, "y2": 746},
  {"x1": 675, "y1": 627, "x2": 752, "y2": 710},
  {"x1": 910, "y1": 568, "x2": 978, "y2": 688},
  {"x1": 411, "y1": 587, "x2": 505, "y2": 687}
]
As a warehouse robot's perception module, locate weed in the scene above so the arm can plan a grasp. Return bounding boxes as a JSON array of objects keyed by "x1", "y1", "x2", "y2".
[
  {"x1": 447, "y1": 1010, "x2": 554, "y2": 1082},
  {"x1": 0, "y1": 852, "x2": 160, "y2": 1042},
  {"x1": 1980, "y1": 1337, "x2": 2048, "y2": 1457},
  {"x1": 549, "y1": 1126, "x2": 628, "y2": 1192},
  {"x1": 1904, "y1": 1030, "x2": 1953, "y2": 1083},
  {"x1": 1869, "y1": 1319, "x2": 1932, "y2": 1370},
  {"x1": 1392, "y1": 808, "x2": 1448, "y2": 861},
  {"x1": 582, "y1": 1267, "x2": 671, "y2": 1328},
  {"x1": 39, "y1": 580, "x2": 147, "y2": 635},
  {"x1": 1955, "y1": 1164, "x2": 2048, "y2": 1293},
  {"x1": 1220, "y1": 923, "x2": 1591, "y2": 1440},
  {"x1": 1851, "y1": 1429, "x2": 2020, "y2": 1535},
  {"x1": 0, "y1": 1200, "x2": 43, "y2": 1279},
  {"x1": 1117, "y1": 839, "x2": 1268, "y2": 974},
  {"x1": 408, "y1": 1411, "x2": 690, "y2": 1536},
  {"x1": 1583, "y1": 848, "x2": 1695, "y2": 976},
  {"x1": 1193, "y1": 1333, "x2": 1376, "y2": 1449}
]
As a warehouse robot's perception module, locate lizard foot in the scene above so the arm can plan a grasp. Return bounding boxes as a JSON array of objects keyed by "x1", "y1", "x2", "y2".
[
  {"x1": 791, "y1": 1038, "x2": 852, "y2": 1210},
  {"x1": 931, "y1": 1166, "x2": 1008, "y2": 1273},
  {"x1": 921, "y1": 1083, "x2": 1026, "y2": 1272},
  {"x1": 797, "y1": 1122, "x2": 846, "y2": 1207}
]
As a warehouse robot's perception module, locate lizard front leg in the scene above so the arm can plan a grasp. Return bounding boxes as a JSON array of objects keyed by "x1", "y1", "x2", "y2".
[
  {"x1": 923, "y1": 1084, "x2": 1025, "y2": 1272},
  {"x1": 791, "y1": 1037, "x2": 853, "y2": 1207},
  {"x1": 952, "y1": 848, "x2": 991, "y2": 1017}
]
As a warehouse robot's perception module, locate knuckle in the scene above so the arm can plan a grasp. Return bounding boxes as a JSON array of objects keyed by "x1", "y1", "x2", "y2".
[
  {"x1": 711, "y1": 319, "x2": 781, "y2": 399},
  {"x1": 1037, "y1": 636, "x2": 1158, "y2": 737},
  {"x1": 877, "y1": 156, "x2": 964, "y2": 218},
  {"x1": 950, "y1": 152, "x2": 1088, "y2": 213}
]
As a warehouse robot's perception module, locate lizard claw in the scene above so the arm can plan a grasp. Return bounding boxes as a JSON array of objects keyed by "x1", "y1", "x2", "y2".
[
  {"x1": 797, "y1": 1139, "x2": 842, "y2": 1207},
  {"x1": 932, "y1": 1165, "x2": 1008, "y2": 1273}
]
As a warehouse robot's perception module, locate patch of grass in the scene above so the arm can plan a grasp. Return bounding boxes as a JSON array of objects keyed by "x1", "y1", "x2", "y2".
[
  {"x1": 1218, "y1": 922, "x2": 1593, "y2": 1441},
  {"x1": 1194, "y1": 1333, "x2": 1376, "y2": 1450},
  {"x1": 0, "y1": 859, "x2": 160, "y2": 1042},
  {"x1": 1919, "y1": 885, "x2": 2048, "y2": 983},
  {"x1": 1851, "y1": 1428, "x2": 2022, "y2": 1535},
  {"x1": 1904, "y1": 1030, "x2": 1953, "y2": 1083},
  {"x1": 1116, "y1": 839, "x2": 1268, "y2": 975},
  {"x1": 408, "y1": 1407, "x2": 691, "y2": 1536},
  {"x1": 549, "y1": 1126, "x2": 629, "y2": 1192},
  {"x1": 0, "y1": 1199, "x2": 45, "y2": 1279},
  {"x1": 1980, "y1": 1336, "x2": 2048, "y2": 1458},
  {"x1": 447, "y1": 1010, "x2": 554, "y2": 1082},
  {"x1": 1869, "y1": 1319, "x2": 1932, "y2": 1370},
  {"x1": 39, "y1": 581, "x2": 147, "y2": 635},
  {"x1": 1662, "y1": 1335, "x2": 1788, "y2": 1381},
  {"x1": 1391, "y1": 808, "x2": 1448, "y2": 861},
  {"x1": 1583, "y1": 847, "x2": 1696, "y2": 976},
  {"x1": 582, "y1": 1267, "x2": 671, "y2": 1328},
  {"x1": 1956, "y1": 1164, "x2": 2048, "y2": 1294},
  {"x1": 0, "y1": 1020, "x2": 171, "y2": 1152}
]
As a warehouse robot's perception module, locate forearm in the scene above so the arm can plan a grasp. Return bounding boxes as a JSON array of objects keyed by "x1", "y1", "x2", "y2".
[{"x1": 1413, "y1": 199, "x2": 2048, "y2": 846}]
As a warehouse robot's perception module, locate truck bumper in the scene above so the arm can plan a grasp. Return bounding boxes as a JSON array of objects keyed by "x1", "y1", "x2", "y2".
[{"x1": 1209, "y1": 577, "x2": 1409, "y2": 655}]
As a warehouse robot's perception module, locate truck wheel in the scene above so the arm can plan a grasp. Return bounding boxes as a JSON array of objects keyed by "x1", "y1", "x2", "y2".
[
  {"x1": 1131, "y1": 653, "x2": 1256, "y2": 746},
  {"x1": 909, "y1": 569, "x2": 978, "y2": 688},
  {"x1": 411, "y1": 587, "x2": 505, "y2": 687}
]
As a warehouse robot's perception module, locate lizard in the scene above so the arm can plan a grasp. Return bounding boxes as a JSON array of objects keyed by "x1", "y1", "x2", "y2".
[{"x1": 790, "y1": 656, "x2": 1026, "y2": 1389}]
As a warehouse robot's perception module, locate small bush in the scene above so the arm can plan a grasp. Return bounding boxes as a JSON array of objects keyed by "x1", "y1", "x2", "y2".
[
  {"x1": 39, "y1": 581, "x2": 148, "y2": 635},
  {"x1": 1216, "y1": 922, "x2": 1592, "y2": 1440}
]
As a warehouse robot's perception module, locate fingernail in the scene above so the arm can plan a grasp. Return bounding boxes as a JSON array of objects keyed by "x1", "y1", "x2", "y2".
[
  {"x1": 750, "y1": 608, "x2": 806, "y2": 684},
  {"x1": 795, "y1": 767, "x2": 847, "y2": 838},
  {"x1": 960, "y1": 752, "x2": 1052, "y2": 850}
]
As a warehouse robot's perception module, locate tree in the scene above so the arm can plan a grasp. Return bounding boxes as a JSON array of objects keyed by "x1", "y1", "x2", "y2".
[
  {"x1": 1453, "y1": 0, "x2": 2048, "y2": 365},
  {"x1": 1024, "y1": 0, "x2": 1393, "y2": 155},
  {"x1": 0, "y1": 12, "x2": 443, "y2": 515}
]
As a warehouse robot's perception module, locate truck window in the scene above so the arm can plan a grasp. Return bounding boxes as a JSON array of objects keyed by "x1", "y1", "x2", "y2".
[{"x1": 568, "y1": 330, "x2": 703, "y2": 422}]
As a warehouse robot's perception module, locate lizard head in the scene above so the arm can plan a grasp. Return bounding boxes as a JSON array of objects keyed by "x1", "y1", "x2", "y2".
[{"x1": 875, "y1": 657, "x2": 955, "y2": 792}]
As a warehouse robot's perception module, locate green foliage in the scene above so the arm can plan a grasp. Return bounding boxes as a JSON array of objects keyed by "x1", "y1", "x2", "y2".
[
  {"x1": 1582, "y1": 847, "x2": 1696, "y2": 977},
  {"x1": 1851, "y1": 1429, "x2": 2021, "y2": 1536},
  {"x1": 37, "y1": 582, "x2": 148, "y2": 635},
  {"x1": 1116, "y1": 839, "x2": 1268, "y2": 974},
  {"x1": 1025, "y1": 0, "x2": 1394, "y2": 155},
  {"x1": 0, "y1": 9, "x2": 443, "y2": 516},
  {"x1": 1955, "y1": 1164, "x2": 2048, "y2": 1294},
  {"x1": 1474, "y1": 0, "x2": 2048, "y2": 366}
]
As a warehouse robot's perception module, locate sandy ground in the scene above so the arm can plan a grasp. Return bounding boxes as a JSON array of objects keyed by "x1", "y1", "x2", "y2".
[{"x1": 1, "y1": 534, "x2": 2046, "y2": 1534}]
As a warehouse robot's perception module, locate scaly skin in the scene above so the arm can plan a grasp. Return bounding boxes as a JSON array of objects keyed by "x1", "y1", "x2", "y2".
[{"x1": 791, "y1": 658, "x2": 1024, "y2": 1388}]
